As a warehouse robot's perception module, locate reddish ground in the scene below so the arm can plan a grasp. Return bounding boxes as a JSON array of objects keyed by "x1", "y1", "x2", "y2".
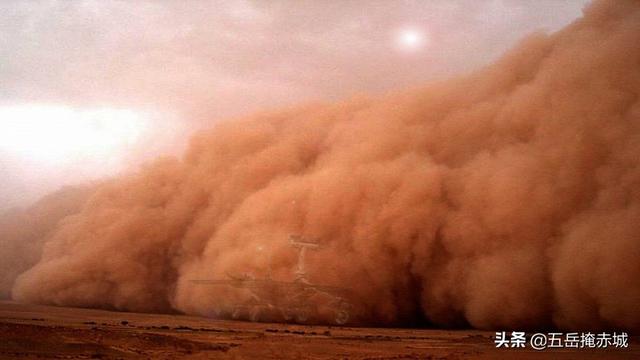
[{"x1": 0, "y1": 301, "x2": 637, "y2": 359}]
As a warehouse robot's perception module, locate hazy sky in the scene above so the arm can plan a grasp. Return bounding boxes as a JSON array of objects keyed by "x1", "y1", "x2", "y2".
[{"x1": 0, "y1": 0, "x2": 589, "y2": 210}]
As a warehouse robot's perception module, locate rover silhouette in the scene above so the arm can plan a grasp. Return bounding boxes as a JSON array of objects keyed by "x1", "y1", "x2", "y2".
[{"x1": 192, "y1": 235, "x2": 353, "y2": 325}]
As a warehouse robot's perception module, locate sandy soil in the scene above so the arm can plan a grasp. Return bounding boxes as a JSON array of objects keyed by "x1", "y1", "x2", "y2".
[{"x1": 0, "y1": 301, "x2": 637, "y2": 359}]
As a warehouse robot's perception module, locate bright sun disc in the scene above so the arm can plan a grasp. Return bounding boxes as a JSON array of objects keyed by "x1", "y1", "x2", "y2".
[{"x1": 396, "y1": 28, "x2": 428, "y2": 52}]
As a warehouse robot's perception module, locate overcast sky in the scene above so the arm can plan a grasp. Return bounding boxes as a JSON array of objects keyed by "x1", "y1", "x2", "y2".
[{"x1": 0, "y1": 0, "x2": 590, "y2": 211}]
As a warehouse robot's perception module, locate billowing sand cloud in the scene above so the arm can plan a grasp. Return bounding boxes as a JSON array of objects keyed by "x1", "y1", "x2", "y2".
[
  {"x1": 0, "y1": 185, "x2": 94, "y2": 298},
  {"x1": 3, "y1": 0, "x2": 640, "y2": 330}
]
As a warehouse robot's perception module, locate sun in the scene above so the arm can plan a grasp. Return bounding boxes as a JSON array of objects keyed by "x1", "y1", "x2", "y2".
[
  {"x1": 396, "y1": 28, "x2": 428, "y2": 52},
  {"x1": 0, "y1": 105, "x2": 148, "y2": 165}
]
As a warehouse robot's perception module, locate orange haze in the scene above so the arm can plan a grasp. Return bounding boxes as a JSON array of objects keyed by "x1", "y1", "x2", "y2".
[{"x1": 1, "y1": 0, "x2": 639, "y2": 330}]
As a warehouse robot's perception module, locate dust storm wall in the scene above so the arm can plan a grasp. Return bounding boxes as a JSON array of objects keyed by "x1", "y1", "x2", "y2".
[{"x1": 3, "y1": 0, "x2": 640, "y2": 330}]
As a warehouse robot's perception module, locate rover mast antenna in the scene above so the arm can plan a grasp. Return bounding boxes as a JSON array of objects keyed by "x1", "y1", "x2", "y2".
[{"x1": 288, "y1": 234, "x2": 320, "y2": 282}]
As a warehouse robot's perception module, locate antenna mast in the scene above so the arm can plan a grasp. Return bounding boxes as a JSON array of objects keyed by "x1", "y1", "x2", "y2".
[{"x1": 288, "y1": 234, "x2": 320, "y2": 282}]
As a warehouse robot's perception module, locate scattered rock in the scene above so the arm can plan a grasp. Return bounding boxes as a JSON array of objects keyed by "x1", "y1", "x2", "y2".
[{"x1": 175, "y1": 326, "x2": 194, "y2": 331}]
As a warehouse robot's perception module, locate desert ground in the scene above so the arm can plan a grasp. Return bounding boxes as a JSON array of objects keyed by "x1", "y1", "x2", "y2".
[{"x1": 0, "y1": 301, "x2": 636, "y2": 359}]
